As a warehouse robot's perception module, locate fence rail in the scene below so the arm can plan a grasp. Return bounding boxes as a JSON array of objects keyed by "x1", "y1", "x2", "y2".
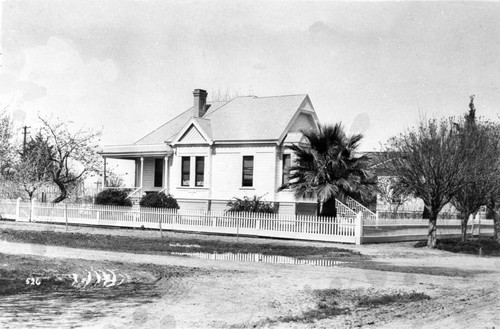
[
  {"x1": 376, "y1": 210, "x2": 461, "y2": 220},
  {"x1": 4, "y1": 201, "x2": 359, "y2": 244},
  {"x1": 363, "y1": 217, "x2": 494, "y2": 243}
]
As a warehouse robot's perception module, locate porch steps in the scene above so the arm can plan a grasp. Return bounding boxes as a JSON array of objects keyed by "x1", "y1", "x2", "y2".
[
  {"x1": 335, "y1": 199, "x2": 357, "y2": 217},
  {"x1": 129, "y1": 196, "x2": 141, "y2": 206},
  {"x1": 345, "y1": 196, "x2": 376, "y2": 220}
]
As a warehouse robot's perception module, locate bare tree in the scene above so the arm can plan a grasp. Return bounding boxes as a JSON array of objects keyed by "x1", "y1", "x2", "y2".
[
  {"x1": 0, "y1": 107, "x2": 14, "y2": 174},
  {"x1": 38, "y1": 116, "x2": 101, "y2": 203},
  {"x1": 486, "y1": 190, "x2": 500, "y2": 242},
  {"x1": 382, "y1": 117, "x2": 481, "y2": 247},
  {"x1": 6, "y1": 132, "x2": 53, "y2": 200},
  {"x1": 376, "y1": 176, "x2": 412, "y2": 215},
  {"x1": 209, "y1": 88, "x2": 241, "y2": 102},
  {"x1": 104, "y1": 165, "x2": 125, "y2": 188},
  {"x1": 451, "y1": 96, "x2": 500, "y2": 241}
]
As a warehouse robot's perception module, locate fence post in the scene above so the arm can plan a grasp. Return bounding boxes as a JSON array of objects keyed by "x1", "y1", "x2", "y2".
[
  {"x1": 476, "y1": 213, "x2": 481, "y2": 238},
  {"x1": 355, "y1": 211, "x2": 363, "y2": 245},
  {"x1": 65, "y1": 204, "x2": 68, "y2": 231},
  {"x1": 16, "y1": 197, "x2": 21, "y2": 221},
  {"x1": 159, "y1": 210, "x2": 163, "y2": 237},
  {"x1": 30, "y1": 198, "x2": 36, "y2": 222},
  {"x1": 212, "y1": 215, "x2": 217, "y2": 227}
]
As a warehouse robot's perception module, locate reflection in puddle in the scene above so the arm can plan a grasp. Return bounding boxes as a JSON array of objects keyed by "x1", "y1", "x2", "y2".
[{"x1": 171, "y1": 252, "x2": 346, "y2": 267}]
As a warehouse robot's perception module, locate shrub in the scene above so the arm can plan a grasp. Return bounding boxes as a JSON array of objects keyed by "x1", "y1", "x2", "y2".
[
  {"x1": 226, "y1": 195, "x2": 276, "y2": 213},
  {"x1": 94, "y1": 189, "x2": 132, "y2": 207},
  {"x1": 139, "y1": 192, "x2": 179, "y2": 209},
  {"x1": 414, "y1": 238, "x2": 500, "y2": 255},
  {"x1": 357, "y1": 291, "x2": 430, "y2": 308},
  {"x1": 435, "y1": 238, "x2": 500, "y2": 255}
]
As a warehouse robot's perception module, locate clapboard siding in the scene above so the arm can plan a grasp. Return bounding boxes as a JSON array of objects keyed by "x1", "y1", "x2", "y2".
[
  {"x1": 170, "y1": 145, "x2": 211, "y2": 199},
  {"x1": 211, "y1": 144, "x2": 277, "y2": 200},
  {"x1": 289, "y1": 112, "x2": 316, "y2": 132}
]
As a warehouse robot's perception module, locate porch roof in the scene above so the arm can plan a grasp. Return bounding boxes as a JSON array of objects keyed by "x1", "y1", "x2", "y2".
[{"x1": 99, "y1": 143, "x2": 173, "y2": 159}]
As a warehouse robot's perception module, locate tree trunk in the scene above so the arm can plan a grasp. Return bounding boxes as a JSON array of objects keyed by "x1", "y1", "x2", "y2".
[
  {"x1": 321, "y1": 197, "x2": 337, "y2": 218},
  {"x1": 493, "y1": 210, "x2": 500, "y2": 243},
  {"x1": 53, "y1": 180, "x2": 67, "y2": 203},
  {"x1": 461, "y1": 213, "x2": 471, "y2": 242},
  {"x1": 427, "y1": 216, "x2": 438, "y2": 248},
  {"x1": 422, "y1": 207, "x2": 430, "y2": 219}
]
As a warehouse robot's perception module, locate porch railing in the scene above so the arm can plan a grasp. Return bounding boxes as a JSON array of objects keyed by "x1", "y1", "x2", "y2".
[{"x1": 126, "y1": 187, "x2": 143, "y2": 199}]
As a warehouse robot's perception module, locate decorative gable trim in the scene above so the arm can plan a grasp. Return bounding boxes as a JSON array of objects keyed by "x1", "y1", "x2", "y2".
[
  {"x1": 171, "y1": 118, "x2": 213, "y2": 146},
  {"x1": 277, "y1": 96, "x2": 320, "y2": 145},
  {"x1": 179, "y1": 125, "x2": 206, "y2": 143}
]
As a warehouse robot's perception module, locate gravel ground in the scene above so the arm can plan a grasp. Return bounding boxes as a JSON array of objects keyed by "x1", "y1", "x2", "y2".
[{"x1": 1, "y1": 221, "x2": 499, "y2": 328}]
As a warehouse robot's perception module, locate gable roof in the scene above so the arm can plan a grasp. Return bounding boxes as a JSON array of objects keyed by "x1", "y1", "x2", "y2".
[
  {"x1": 134, "y1": 94, "x2": 315, "y2": 145},
  {"x1": 171, "y1": 117, "x2": 213, "y2": 145},
  {"x1": 135, "y1": 101, "x2": 226, "y2": 145}
]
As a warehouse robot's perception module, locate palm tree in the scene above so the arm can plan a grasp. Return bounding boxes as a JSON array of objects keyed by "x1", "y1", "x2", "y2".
[{"x1": 281, "y1": 123, "x2": 374, "y2": 217}]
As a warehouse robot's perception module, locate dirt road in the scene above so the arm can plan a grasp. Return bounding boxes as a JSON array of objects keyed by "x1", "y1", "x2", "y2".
[{"x1": 1, "y1": 229, "x2": 499, "y2": 328}]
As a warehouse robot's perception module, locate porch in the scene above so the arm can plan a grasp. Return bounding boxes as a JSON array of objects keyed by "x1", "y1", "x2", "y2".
[{"x1": 99, "y1": 143, "x2": 174, "y2": 198}]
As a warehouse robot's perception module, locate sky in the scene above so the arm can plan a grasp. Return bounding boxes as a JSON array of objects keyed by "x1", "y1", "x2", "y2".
[{"x1": 1, "y1": 0, "x2": 500, "y2": 156}]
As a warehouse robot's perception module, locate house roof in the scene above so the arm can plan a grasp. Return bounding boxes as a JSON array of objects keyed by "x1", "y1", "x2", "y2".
[
  {"x1": 135, "y1": 101, "x2": 226, "y2": 145},
  {"x1": 134, "y1": 94, "x2": 312, "y2": 145}
]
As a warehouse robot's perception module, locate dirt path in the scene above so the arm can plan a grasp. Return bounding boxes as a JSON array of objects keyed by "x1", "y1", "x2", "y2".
[{"x1": 1, "y1": 224, "x2": 499, "y2": 328}]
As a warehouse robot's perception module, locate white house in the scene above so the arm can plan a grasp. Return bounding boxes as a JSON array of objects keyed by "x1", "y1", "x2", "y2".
[{"x1": 99, "y1": 89, "x2": 320, "y2": 212}]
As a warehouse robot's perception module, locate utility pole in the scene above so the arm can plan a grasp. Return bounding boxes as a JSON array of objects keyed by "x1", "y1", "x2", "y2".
[{"x1": 22, "y1": 125, "x2": 30, "y2": 156}]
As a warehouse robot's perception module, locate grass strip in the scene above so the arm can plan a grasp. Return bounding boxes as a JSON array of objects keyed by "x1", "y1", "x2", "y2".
[
  {"x1": 357, "y1": 291, "x2": 430, "y2": 308},
  {"x1": 414, "y1": 238, "x2": 500, "y2": 256},
  {"x1": 0, "y1": 228, "x2": 362, "y2": 260}
]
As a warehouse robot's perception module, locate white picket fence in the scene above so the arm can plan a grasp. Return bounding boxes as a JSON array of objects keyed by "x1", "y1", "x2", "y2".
[
  {"x1": 0, "y1": 199, "x2": 495, "y2": 244},
  {"x1": 1, "y1": 200, "x2": 361, "y2": 244}
]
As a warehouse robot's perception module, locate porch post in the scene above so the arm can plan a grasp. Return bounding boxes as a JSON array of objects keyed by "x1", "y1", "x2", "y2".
[
  {"x1": 140, "y1": 157, "x2": 144, "y2": 188},
  {"x1": 164, "y1": 156, "x2": 169, "y2": 194},
  {"x1": 102, "y1": 157, "x2": 107, "y2": 189},
  {"x1": 208, "y1": 146, "x2": 213, "y2": 199}
]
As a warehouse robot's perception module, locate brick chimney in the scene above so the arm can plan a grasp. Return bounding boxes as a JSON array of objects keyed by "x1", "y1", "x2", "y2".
[{"x1": 193, "y1": 89, "x2": 208, "y2": 117}]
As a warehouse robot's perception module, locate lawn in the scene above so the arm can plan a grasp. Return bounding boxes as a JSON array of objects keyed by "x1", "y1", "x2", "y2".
[{"x1": 0, "y1": 227, "x2": 363, "y2": 260}]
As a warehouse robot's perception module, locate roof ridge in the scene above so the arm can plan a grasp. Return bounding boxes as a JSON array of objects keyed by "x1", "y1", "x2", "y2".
[
  {"x1": 248, "y1": 94, "x2": 307, "y2": 99},
  {"x1": 134, "y1": 108, "x2": 191, "y2": 144},
  {"x1": 204, "y1": 97, "x2": 238, "y2": 118}
]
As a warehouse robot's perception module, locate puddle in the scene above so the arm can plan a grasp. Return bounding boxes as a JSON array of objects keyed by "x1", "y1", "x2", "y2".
[
  {"x1": 0, "y1": 269, "x2": 163, "y2": 328},
  {"x1": 171, "y1": 252, "x2": 346, "y2": 267}
]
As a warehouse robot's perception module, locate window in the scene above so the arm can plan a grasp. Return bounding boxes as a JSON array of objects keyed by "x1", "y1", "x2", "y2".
[
  {"x1": 195, "y1": 157, "x2": 205, "y2": 187},
  {"x1": 282, "y1": 154, "x2": 291, "y2": 186},
  {"x1": 242, "y1": 156, "x2": 254, "y2": 187},
  {"x1": 154, "y1": 159, "x2": 164, "y2": 187},
  {"x1": 181, "y1": 157, "x2": 190, "y2": 186}
]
